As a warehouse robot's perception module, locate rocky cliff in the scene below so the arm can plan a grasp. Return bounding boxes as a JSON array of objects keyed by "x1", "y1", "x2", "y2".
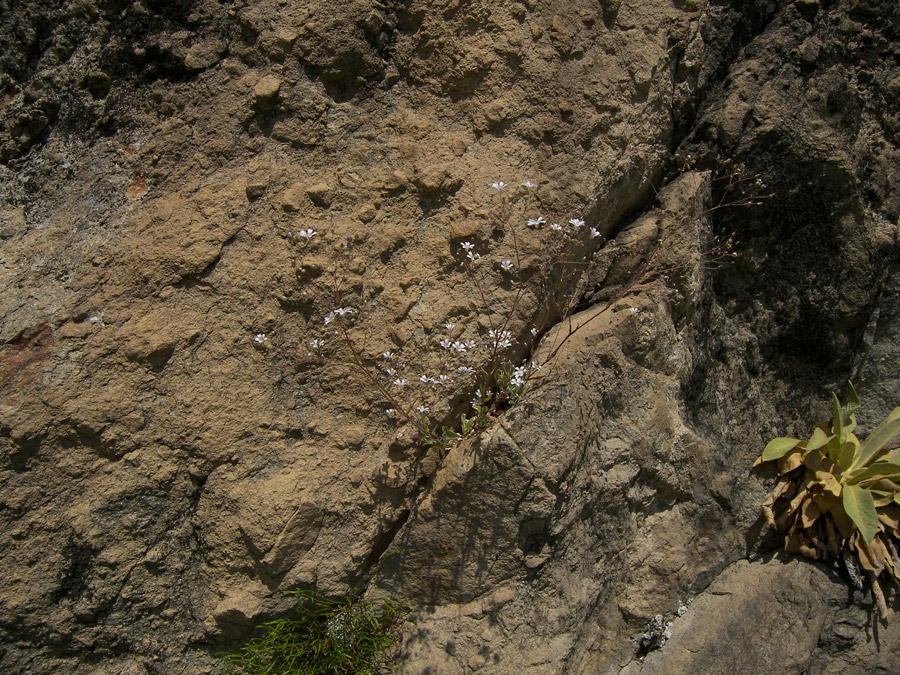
[{"x1": 1, "y1": 0, "x2": 899, "y2": 673}]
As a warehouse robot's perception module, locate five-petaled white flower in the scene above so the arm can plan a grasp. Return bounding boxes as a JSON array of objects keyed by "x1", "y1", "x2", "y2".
[
  {"x1": 492, "y1": 181, "x2": 507, "y2": 192},
  {"x1": 460, "y1": 241, "x2": 475, "y2": 251},
  {"x1": 385, "y1": 409, "x2": 395, "y2": 417},
  {"x1": 629, "y1": 307, "x2": 640, "y2": 315},
  {"x1": 500, "y1": 260, "x2": 514, "y2": 272},
  {"x1": 526, "y1": 216, "x2": 546, "y2": 228},
  {"x1": 382, "y1": 351, "x2": 394, "y2": 360},
  {"x1": 569, "y1": 218, "x2": 585, "y2": 228},
  {"x1": 550, "y1": 222, "x2": 563, "y2": 231},
  {"x1": 458, "y1": 366, "x2": 475, "y2": 374},
  {"x1": 254, "y1": 333, "x2": 267, "y2": 344},
  {"x1": 393, "y1": 378, "x2": 407, "y2": 387},
  {"x1": 385, "y1": 367, "x2": 397, "y2": 377},
  {"x1": 589, "y1": 227, "x2": 601, "y2": 239},
  {"x1": 521, "y1": 180, "x2": 537, "y2": 189},
  {"x1": 444, "y1": 322, "x2": 456, "y2": 332},
  {"x1": 439, "y1": 339, "x2": 453, "y2": 350},
  {"x1": 297, "y1": 228, "x2": 316, "y2": 240},
  {"x1": 416, "y1": 406, "x2": 430, "y2": 413},
  {"x1": 530, "y1": 328, "x2": 539, "y2": 337},
  {"x1": 309, "y1": 338, "x2": 324, "y2": 350}
]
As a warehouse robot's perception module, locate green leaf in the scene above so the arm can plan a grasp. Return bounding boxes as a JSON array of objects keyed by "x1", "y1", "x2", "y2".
[
  {"x1": 837, "y1": 435, "x2": 860, "y2": 473},
  {"x1": 843, "y1": 484, "x2": 880, "y2": 545},
  {"x1": 844, "y1": 381, "x2": 861, "y2": 434},
  {"x1": 762, "y1": 437, "x2": 804, "y2": 462},
  {"x1": 851, "y1": 407, "x2": 900, "y2": 472},
  {"x1": 831, "y1": 393, "x2": 846, "y2": 461},
  {"x1": 848, "y1": 459, "x2": 900, "y2": 485},
  {"x1": 807, "y1": 427, "x2": 833, "y2": 452}
]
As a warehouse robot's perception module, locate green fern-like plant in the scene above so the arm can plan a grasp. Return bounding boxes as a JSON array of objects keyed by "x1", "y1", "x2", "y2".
[{"x1": 221, "y1": 591, "x2": 408, "y2": 675}]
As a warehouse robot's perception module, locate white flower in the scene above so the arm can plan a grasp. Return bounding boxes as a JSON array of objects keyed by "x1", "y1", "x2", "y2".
[
  {"x1": 500, "y1": 260, "x2": 514, "y2": 272},
  {"x1": 420, "y1": 375, "x2": 431, "y2": 383},
  {"x1": 444, "y1": 322, "x2": 456, "y2": 332},
  {"x1": 416, "y1": 405, "x2": 430, "y2": 413},
  {"x1": 589, "y1": 227, "x2": 601, "y2": 239},
  {"x1": 492, "y1": 181, "x2": 507, "y2": 192},
  {"x1": 471, "y1": 397, "x2": 481, "y2": 408},
  {"x1": 458, "y1": 366, "x2": 475, "y2": 374},
  {"x1": 393, "y1": 378, "x2": 407, "y2": 387},
  {"x1": 488, "y1": 329, "x2": 512, "y2": 349},
  {"x1": 511, "y1": 365, "x2": 527, "y2": 387},
  {"x1": 437, "y1": 374, "x2": 449, "y2": 384},
  {"x1": 309, "y1": 338, "x2": 324, "y2": 350},
  {"x1": 521, "y1": 180, "x2": 537, "y2": 189},
  {"x1": 382, "y1": 351, "x2": 395, "y2": 360},
  {"x1": 530, "y1": 328, "x2": 539, "y2": 337},
  {"x1": 297, "y1": 228, "x2": 317, "y2": 240},
  {"x1": 630, "y1": 307, "x2": 640, "y2": 315},
  {"x1": 254, "y1": 333, "x2": 267, "y2": 344},
  {"x1": 439, "y1": 339, "x2": 453, "y2": 350},
  {"x1": 526, "y1": 216, "x2": 546, "y2": 228},
  {"x1": 460, "y1": 241, "x2": 475, "y2": 251},
  {"x1": 452, "y1": 341, "x2": 468, "y2": 353},
  {"x1": 324, "y1": 312, "x2": 335, "y2": 325},
  {"x1": 385, "y1": 409, "x2": 395, "y2": 417},
  {"x1": 385, "y1": 367, "x2": 397, "y2": 377},
  {"x1": 569, "y1": 218, "x2": 585, "y2": 228},
  {"x1": 464, "y1": 339, "x2": 476, "y2": 351},
  {"x1": 530, "y1": 362, "x2": 542, "y2": 371},
  {"x1": 334, "y1": 307, "x2": 353, "y2": 316},
  {"x1": 550, "y1": 222, "x2": 563, "y2": 231},
  {"x1": 467, "y1": 251, "x2": 481, "y2": 261}
]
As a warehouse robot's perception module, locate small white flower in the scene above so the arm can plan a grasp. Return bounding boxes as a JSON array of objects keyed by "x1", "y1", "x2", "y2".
[
  {"x1": 464, "y1": 339, "x2": 476, "y2": 351},
  {"x1": 444, "y1": 322, "x2": 456, "y2": 332},
  {"x1": 254, "y1": 333, "x2": 267, "y2": 344},
  {"x1": 416, "y1": 405, "x2": 430, "y2": 413},
  {"x1": 500, "y1": 260, "x2": 514, "y2": 272},
  {"x1": 382, "y1": 351, "x2": 395, "y2": 360},
  {"x1": 630, "y1": 307, "x2": 640, "y2": 315},
  {"x1": 437, "y1": 374, "x2": 449, "y2": 384},
  {"x1": 452, "y1": 341, "x2": 468, "y2": 353},
  {"x1": 309, "y1": 338, "x2": 324, "y2": 350},
  {"x1": 385, "y1": 409, "x2": 395, "y2": 417},
  {"x1": 458, "y1": 366, "x2": 475, "y2": 374},
  {"x1": 471, "y1": 397, "x2": 481, "y2": 408},
  {"x1": 550, "y1": 222, "x2": 563, "y2": 231},
  {"x1": 334, "y1": 307, "x2": 353, "y2": 316},
  {"x1": 385, "y1": 367, "x2": 397, "y2": 377},
  {"x1": 589, "y1": 227, "x2": 601, "y2": 239},
  {"x1": 530, "y1": 362, "x2": 542, "y2": 371},
  {"x1": 569, "y1": 218, "x2": 585, "y2": 228},
  {"x1": 526, "y1": 216, "x2": 546, "y2": 229},
  {"x1": 324, "y1": 312, "x2": 335, "y2": 325},
  {"x1": 297, "y1": 228, "x2": 317, "y2": 240},
  {"x1": 460, "y1": 241, "x2": 475, "y2": 251},
  {"x1": 393, "y1": 378, "x2": 407, "y2": 387},
  {"x1": 467, "y1": 251, "x2": 481, "y2": 261},
  {"x1": 531, "y1": 328, "x2": 539, "y2": 337},
  {"x1": 420, "y1": 375, "x2": 431, "y2": 383},
  {"x1": 439, "y1": 339, "x2": 453, "y2": 350},
  {"x1": 521, "y1": 180, "x2": 537, "y2": 189},
  {"x1": 492, "y1": 181, "x2": 507, "y2": 192}
]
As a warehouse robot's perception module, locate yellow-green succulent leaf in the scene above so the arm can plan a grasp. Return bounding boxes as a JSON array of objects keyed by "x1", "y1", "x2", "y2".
[
  {"x1": 837, "y1": 436, "x2": 860, "y2": 473},
  {"x1": 807, "y1": 427, "x2": 833, "y2": 452},
  {"x1": 843, "y1": 484, "x2": 880, "y2": 545},
  {"x1": 852, "y1": 408, "x2": 900, "y2": 473},
  {"x1": 762, "y1": 437, "x2": 804, "y2": 462}
]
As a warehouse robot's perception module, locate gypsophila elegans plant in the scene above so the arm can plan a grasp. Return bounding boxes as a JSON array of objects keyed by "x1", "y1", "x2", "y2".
[
  {"x1": 756, "y1": 383, "x2": 900, "y2": 619},
  {"x1": 220, "y1": 590, "x2": 408, "y2": 675},
  {"x1": 263, "y1": 172, "x2": 760, "y2": 454}
]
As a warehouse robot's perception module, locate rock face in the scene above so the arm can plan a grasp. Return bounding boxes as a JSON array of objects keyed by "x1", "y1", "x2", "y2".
[{"x1": 0, "y1": 0, "x2": 899, "y2": 674}]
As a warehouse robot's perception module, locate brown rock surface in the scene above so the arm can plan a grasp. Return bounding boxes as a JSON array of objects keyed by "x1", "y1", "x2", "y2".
[{"x1": 0, "y1": 0, "x2": 899, "y2": 673}]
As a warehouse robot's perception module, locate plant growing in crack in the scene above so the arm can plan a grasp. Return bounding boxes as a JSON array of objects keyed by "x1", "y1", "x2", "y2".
[
  {"x1": 261, "y1": 171, "x2": 761, "y2": 453},
  {"x1": 756, "y1": 383, "x2": 900, "y2": 620}
]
